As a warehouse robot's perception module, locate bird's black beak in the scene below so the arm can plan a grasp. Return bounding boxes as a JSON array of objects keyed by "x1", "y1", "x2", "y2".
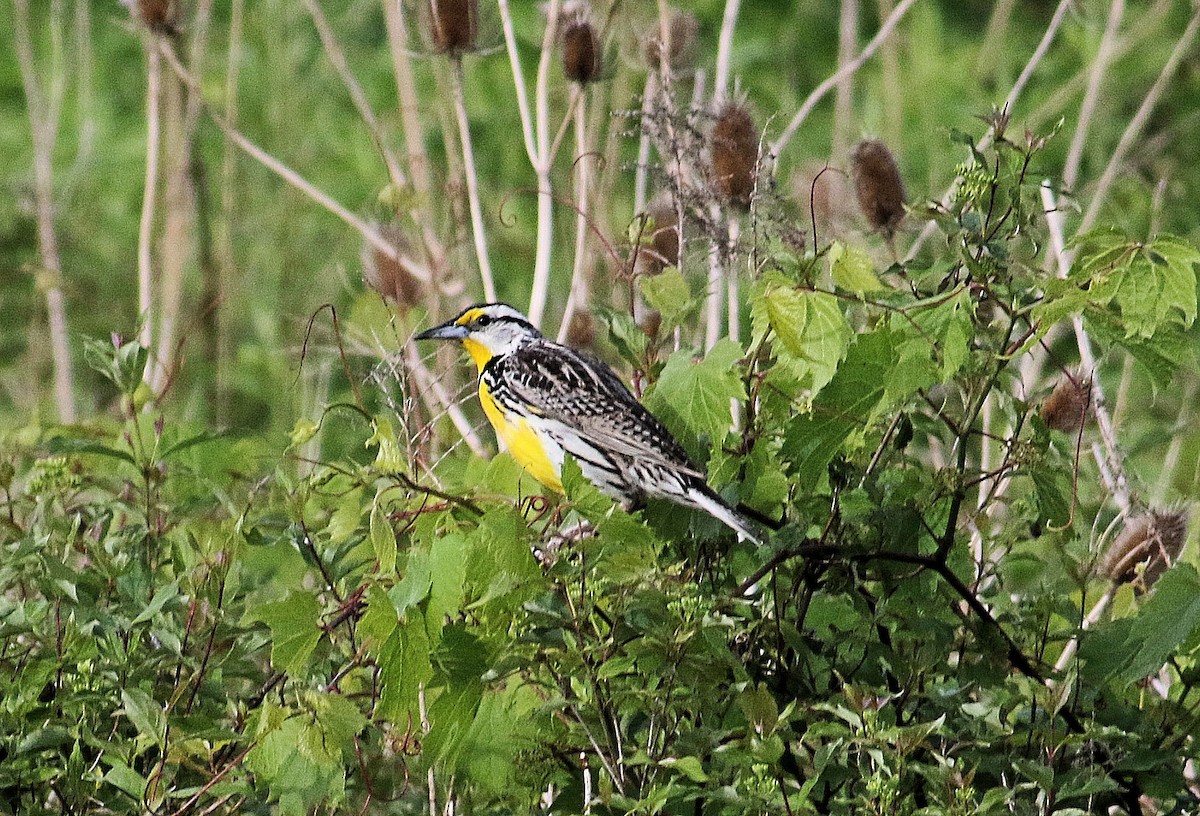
[{"x1": 415, "y1": 320, "x2": 469, "y2": 341}]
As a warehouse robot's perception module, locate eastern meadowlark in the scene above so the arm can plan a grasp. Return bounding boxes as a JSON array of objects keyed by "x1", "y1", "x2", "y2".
[{"x1": 416, "y1": 303, "x2": 761, "y2": 543}]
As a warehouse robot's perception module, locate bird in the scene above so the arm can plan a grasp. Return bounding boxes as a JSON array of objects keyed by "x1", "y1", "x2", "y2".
[{"x1": 416, "y1": 303, "x2": 761, "y2": 543}]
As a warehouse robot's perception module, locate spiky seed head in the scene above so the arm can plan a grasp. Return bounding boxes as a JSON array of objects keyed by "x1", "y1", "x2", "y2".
[
  {"x1": 711, "y1": 103, "x2": 759, "y2": 209},
  {"x1": 851, "y1": 139, "x2": 907, "y2": 236},
  {"x1": 430, "y1": 0, "x2": 478, "y2": 55},
  {"x1": 566, "y1": 310, "x2": 596, "y2": 349},
  {"x1": 1100, "y1": 509, "x2": 1190, "y2": 591},
  {"x1": 636, "y1": 196, "x2": 681, "y2": 276},
  {"x1": 137, "y1": 0, "x2": 176, "y2": 33},
  {"x1": 363, "y1": 224, "x2": 423, "y2": 309},
  {"x1": 562, "y1": 19, "x2": 601, "y2": 84},
  {"x1": 643, "y1": 9, "x2": 699, "y2": 71},
  {"x1": 1040, "y1": 375, "x2": 1091, "y2": 433},
  {"x1": 639, "y1": 309, "x2": 662, "y2": 339}
]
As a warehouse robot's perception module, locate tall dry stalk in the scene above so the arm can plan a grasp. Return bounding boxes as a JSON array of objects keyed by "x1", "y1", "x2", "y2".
[{"x1": 13, "y1": 0, "x2": 76, "y2": 423}]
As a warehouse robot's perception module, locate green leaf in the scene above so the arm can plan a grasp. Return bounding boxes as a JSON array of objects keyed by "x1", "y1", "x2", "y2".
[
  {"x1": 46, "y1": 436, "x2": 136, "y2": 466},
  {"x1": 247, "y1": 592, "x2": 322, "y2": 675},
  {"x1": 427, "y1": 532, "x2": 468, "y2": 637},
  {"x1": 1121, "y1": 564, "x2": 1200, "y2": 684},
  {"x1": 390, "y1": 547, "x2": 432, "y2": 615},
  {"x1": 661, "y1": 755, "x2": 709, "y2": 783},
  {"x1": 751, "y1": 276, "x2": 851, "y2": 395},
  {"x1": 121, "y1": 688, "x2": 166, "y2": 746},
  {"x1": 159, "y1": 428, "x2": 232, "y2": 459},
  {"x1": 370, "y1": 500, "x2": 397, "y2": 575},
  {"x1": 645, "y1": 339, "x2": 746, "y2": 445},
  {"x1": 130, "y1": 580, "x2": 179, "y2": 625},
  {"x1": 377, "y1": 609, "x2": 434, "y2": 723},
  {"x1": 366, "y1": 417, "x2": 405, "y2": 474},
  {"x1": 829, "y1": 241, "x2": 883, "y2": 292},
  {"x1": 639, "y1": 267, "x2": 695, "y2": 330},
  {"x1": 103, "y1": 759, "x2": 148, "y2": 799},
  {"x1": 781, "y1": 330, "x2": 896, "y2": 489}
]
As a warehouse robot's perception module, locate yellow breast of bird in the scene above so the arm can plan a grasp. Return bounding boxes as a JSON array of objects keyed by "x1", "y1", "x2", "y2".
[{"x1": 477, "y1": 379, "x2": 564, "y2": 492}]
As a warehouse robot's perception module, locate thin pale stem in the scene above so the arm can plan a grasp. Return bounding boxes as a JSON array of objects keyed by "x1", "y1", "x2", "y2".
[
  {"x1": 832, "y1": 0, "x2": 860, "y2": 157},
  {"x1": 713, "y1": 0, "x2": 741, "y2": 104},
  {"x1": 1041, "y1": 182, "x2": 1131, "y2": 515},
  {"x1": 157, "y1": 40, "x2": 432, "y2": 283},
  {"x1": 138, "y1": 42, "x2": 162, "y2": 372},
  {"x1": 1080, "y1": 9, "x2": 1200, "y2": 232},
  {"x1": 450, "y1": 57, "x2": 497, "y2": 302},
  {"x1": 770, "y1": 0, "x2": 918, "y2": 162},
  {"x1": 13, "y1": 0, "x2": 75, "y2": 422},
  {"x1": 527, "y1": 0, "x2": 562, "y2": 328},
  {"x1": 1063, "y1": 0, "x2": 1124, "y2": 191},
  {"x1": 304, "y1": 0, "x2": 407, "y2": 189},
  {"x1": 497, "y1": 0, "x2": 538, "y2": 163},
  {"x1": 558, "y1": 89, "x2": 591, "y2": 343}
]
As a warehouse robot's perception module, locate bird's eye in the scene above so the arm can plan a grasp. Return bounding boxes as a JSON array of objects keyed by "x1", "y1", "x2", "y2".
[{"x1": 475, "y1": 315, "x2": 492, "y2": 327}]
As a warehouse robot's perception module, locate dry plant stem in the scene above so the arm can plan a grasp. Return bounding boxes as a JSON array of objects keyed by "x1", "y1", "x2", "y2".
[
  {"x1": 1079, "y1": 9, "x2": 1200, "y2": 233},
  {"x1": 303, "y1": 0, "x2": 407, "y2": 189},
  {"x1": 139, "y1": 42, "x2": 163, "y2": 378},
  {"x1": 527, "y1": 0, "x2": 563, "y2": 328},
  {"x1": 726, "y1": 220, "x2": 741, "y2": 343},
  {"x1": 976, "y1": 0, "x2": 1017, "y2": 77},
  {"x1": 876, "y1": 0, "x2": 902, "y2": 147},
  {"x1": 156, "y1": 41, "x2": 432, "y2": 282},
  {"x1": 832, "y1": 0, "x2": 860, "y2": 157},
  {"x1": 1062, "y1": 0, "x2": 1125, "y2": 192},
  {"x1": 1051, "y1": 583, "x2": 1117, "y2": 695},
  {"x1": 557, "y1": 89, "x2": 591, "y2": 343},
  {"x1": 1026, "y1": 0, "x2": 1171, "y2": 135},
  {"x1": 215, "y1": 0, "x2": 244, "y2": 422},
  {"x1": 403, "y1": 343, "x2": 487, "y2": 459},
  {"x1": 450, "y1": 57, "x2": 497, "y2": 302},
  {"x1": 1152, "y1": 380, "x2": 1195, "y2": 504},
  {"x1": 382, "y1": 0, "x2": 447, "y2": 314},
  {"x1": 769, "y1": 0, "x2": 918, "y2": 163},
  {"x1": 907, "y1": 0, "x2": 1073, "y2": 261},
  {"x1": 713, "y1": 0, "x2": 741, "y2": 104},
  {"x1": 1041, "y1": 183, "x2": 1132, "y2": 515},
  {"x1": 633, "y1": 74, "x2": 656, "y2": 215},
  {"x1": 13, "y1": 0, "x2": 75, "y2": 423},
  {"x1": 704, "y1": 211, "x2": 726, "y2": 351}
]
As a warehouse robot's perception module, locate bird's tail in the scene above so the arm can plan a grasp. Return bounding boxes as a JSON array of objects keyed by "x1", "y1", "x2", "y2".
[{"x1": 686, "y1": 484, "x2": 763, "y2": 545}]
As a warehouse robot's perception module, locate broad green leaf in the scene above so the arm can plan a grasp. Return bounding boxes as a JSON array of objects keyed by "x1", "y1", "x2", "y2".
[
  {"x1": 829, "y1": 241, "x2": 883, "y2": 292},
  {"x1": 781, "y1": 330, "x2": 896, "y2": 489},
  {"x1": 645, "y1": 339, "x2": 746, "y2": 444},
  {"x1": 1121, "y1": 563, "x2": 1200, "y2": 684},
  {"x1": 130, "y1": 580, "x2": 179, "y2": 625},
  {"x1": 390, "y1": 547, "x2": 432, "y2": 615},
  {"x1": 376, "y1": 609, "x2": 433, "y2": 722},
  {"x1": 103, "y1": 759, "x2": 148, "y2": 799},
  {"x1": 366, "y1": 417, "x2": 405, "y2": 474},
  {"x1": 121, "y1": 688, "x2": 166, "y2": 746},
  {"x1": 894, "y1": 289, "x2": 974, "y2": 382},
  {"x1": 369, "y1": 500, "x2": 397, "y2": 575},
  {"x1": 662, "y1": 755, "x2": 709, "y2": 783},
  {"x1": 639, "y1": 267, "x2": 695, "y2": 329},
  {"x1": 751, "y1": 275, "x2": 851, "y2": 395},
  {"x1": 427, "y1": 532, "x2": 468, "y2": 637},
  {"x1": 247, "y1": 592, "x2": 322, "y2": 675}
]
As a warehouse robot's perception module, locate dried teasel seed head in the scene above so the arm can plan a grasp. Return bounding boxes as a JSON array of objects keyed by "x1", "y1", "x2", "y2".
[
  {"x1": 562, "y1": 19, "x2": 601, "y2": 84},
  {"x1": 363, "y1": 224, "x2": 424, "y2": 310},
  {"x1": 642, "y1": 9, "x2": 699, "y2": 72},
  {"x1": 1100, "y1": 509, "x2": 1190, "y2": 590},
  {"x1": 851, "y1": 139, "x2": 907, "y2": 236},
  {"x1": 636, "y1": 196, "x2": 681, "y2": 276},
  {"x1": 136, "y1": 0, "x2": 177, "y2": 34},
  {"x1": 1040, "y1": 374, "x2": 1092, "y2": 433},
  {"x1": 639, "y1": 309, "x2": 662, "y2": 339},
  {"x1": 566, "y1": 310, "x2": 596, "y2": 349},
  {"x1": 429, "y1": 0, "x2": 478, "y2": 55},
  {"x1": 711, "y1": 103, "x2": 760, "y2": 209}
]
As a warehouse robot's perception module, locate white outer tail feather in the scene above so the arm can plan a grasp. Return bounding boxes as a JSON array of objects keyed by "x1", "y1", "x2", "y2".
[{"x1": 686, "y1": 487, "x2": 762, "y2": 545}]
